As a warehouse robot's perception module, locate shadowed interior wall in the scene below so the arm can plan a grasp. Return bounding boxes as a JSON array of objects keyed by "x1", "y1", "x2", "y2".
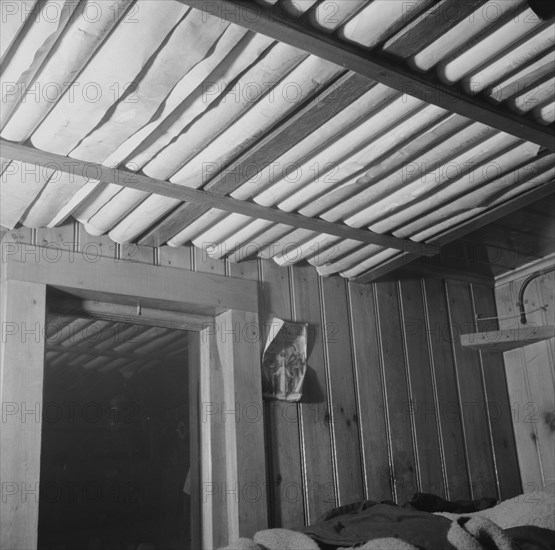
[{"x1": 2, "y1": 223, "x2": 521, "y2": 531}]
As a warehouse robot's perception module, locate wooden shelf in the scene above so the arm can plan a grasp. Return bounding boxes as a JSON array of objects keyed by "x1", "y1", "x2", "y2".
[{"x1": 460, "y1": 326, "x2": 555, "y2": 353}]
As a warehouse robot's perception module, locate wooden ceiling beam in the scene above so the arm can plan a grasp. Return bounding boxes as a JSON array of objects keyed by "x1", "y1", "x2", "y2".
[
  {"x1": 353, "y1": 178, "x2": 555, "y2": 283},
  {"x1": 1, "y1": 139, "x2": 439, "y2": 256},
  {"x1": 177, "y1": 0, "x2": 555, "y2": 151},
  {"x1": 50, "y1": 296, "x2": 211, "y2": 331}
]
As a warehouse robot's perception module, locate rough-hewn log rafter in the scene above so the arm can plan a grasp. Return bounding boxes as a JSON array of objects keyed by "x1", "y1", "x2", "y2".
[{"x1": 0, "y1": 140, "x2": 439, "y2": 255}]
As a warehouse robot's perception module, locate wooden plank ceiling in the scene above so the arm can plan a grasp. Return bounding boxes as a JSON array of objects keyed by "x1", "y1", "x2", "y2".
[
  {"x1": 399, "y1": 192, "x2": 555, "y2": 280},
  {"x1": 45, "y1": 309, "x2": 189, "y2": 398},
  {"x1": 1, "y1": 0, "x2": 554, "y2": 282}
]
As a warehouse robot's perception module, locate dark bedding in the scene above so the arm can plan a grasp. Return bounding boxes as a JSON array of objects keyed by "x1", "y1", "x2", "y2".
[
  {"x1": 505, "y1": 526, "x2": 555, "y2": 550},
  {"x1": 300, "y1": 502, "x2": 459, "y2": 549},
  {"x1": 297, "y1": 495, "x2": 555, "y2": 550}
]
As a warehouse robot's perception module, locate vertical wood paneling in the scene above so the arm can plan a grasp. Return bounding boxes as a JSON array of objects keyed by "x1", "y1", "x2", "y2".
[
  {"x1": 536, "y1": 272, "x2": 555, "y2": 359},
  {"x1": 446, "y1": 280, "x2": 497, "y2": 499},
  {"x1": 399, "y1": 278, "x2": 445, "y2": 496},
  {"x1": 35, "y1": 224, "x2": 76, "y2": 251},
  {"x1": 76, "y1": 224, "x2": 117, "y2": 260},
  {"x1": 228, "y1": 258, "x2": 259, "y2": 281},
  {"x1": 374, "y1": 281, "x2": 418, "y2": 503},
  {"x1": 118, "y1": 241, "x2": 155, "y2": 264},
  {"x1": 6, "y1": 221, "x2": 522, "y2": 535},
  {"x1": 495, "y1": 265, "x2": 555, "y2": 490},
  {"x1": 495, "y1": 282, "x2": 543, "y2": 489},
  {"x1": 512, "y1": 274, "x2": 554, "y2": 486},
  {"x1": 348, "y1": 282, "x2": 392, "y2": 501},
  {"x1": 291, "y1": 264, "x2": 335, "y2": 522},
  {"x1": 158, "y1": 244, "x2": 193, "y2": 270},
  {"x1": 1, "y1": 227, "x2": 34, "y2": 248},
  {"x1": 321, "y1": 276, "x2": 364, "y2": 505},
  {"x1": 194, "y1": 246, "x2": 227, "y2": 275},
  {"x1": 472, "y1": 284, "x2": 521, "y2": 499},
  {"x1": 423, "y1": 277, "x2": 471, "y2": 500},
  {"x1": 260, "y1": 260, "x2": 304, "y2": 528}
]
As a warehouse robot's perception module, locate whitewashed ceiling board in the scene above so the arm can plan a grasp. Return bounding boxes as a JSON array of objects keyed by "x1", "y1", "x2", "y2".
[
  {"x1": 339, "y1": 0, "x2": 436, "y2": 49},
  {"x1": 229, "y1": 82, "x2": 387, "y2": 201},
  {"x1": 228, "y1": 224, "x2": 294, "y2": 262},
  {"x1": 65, "y1": 24, "x2": 251, "y2": 225},
  {"x1": 309, "y1": 0, "x2": 369, "y2": 33},
  {"x1": 341, "y1": 249, "x2": 400, "y2": 279},
  {"x1": 169, "y1": 56, "x2": 343, "y2": 189},
  {"x1": 404, "y1": 158, "x2": 555, "y2": 241},
  {"x1": 0, "y1": 0, "x2": 39, "y2": 61},
  {"x1": 74, "y1": 31, "x2": 272, "y2": 229},
  {"x1": 192, "y1": 212, "x2": 252, "y2": 252},
  {"x1": 0, "y1": 0, "x2": 80, "y2": 129},
  {"x1": 320, "y1": 122, "x2": 494, "y2": 223},
  {"x1": 252, "y1": 87, "x2": 404, "y2": 207},
  {"x1": 346, "y1": 132, "x2": 524, "y2": 228},
  {"x1": 488, "y1": 49, "x2": 555, "y2": 103},
  {"x1": 317, "y1": 243, "x2": 383, "y2": 277},
  {"x1": 368, "y1": 140, "x2": 542, "y2": 234},
  {"x1": 67, "y1": 9, "x2": 231, "y2": 164},
  {"x1": 121, "y1": 24, "x2": 252, "y2": 170},
  {"x1": 278, "y1": 103, "x2": 445, "y2": 213},
  {"x1": 410, "y1": 0, "x2": 524, "y2": 71},
  {"x1": 508, "y1": 74, "x2": 555, "y2": 113},
  {"x1": 0, "y1": 161, "x2": 52, "y2": 229},
  {"x1": 146, "y1": 41, "x2": 307, "y2": 180},
  {"x1": 168, "y1": 208, "x2": 229, "y2": 248},
  {"x1": 463, "y1": 24, "x2": 555, "y2": 94},
  {"x1": 205, "y1": 218, "x2": 274, "y2": 259},
  {"x1": 534, "y1": 101, "x2": 555, "y2": 124},
  {"x1": 2, "y1": 0, "x2": 134, "y2": 142},
  {"x1": 30, "y1": 0, "x2": 190, "y2": 155},
  {"x1": 298, "y1": 112, "x2": 466, "y2": 218},
  {"x1": 91, "y1": 40, "x2": 308, "y2": 240},
  {"x1": 20, "y1": 171, "x2": 86, "y2": 227}
]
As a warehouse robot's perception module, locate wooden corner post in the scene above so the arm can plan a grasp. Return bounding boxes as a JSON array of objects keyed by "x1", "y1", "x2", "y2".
[
  {"x1": 201, "y1": 310, "x2": 268, "y2": 548},
  {"x1": 1, "y1": 280, "x2": 47, "y2": 550}
]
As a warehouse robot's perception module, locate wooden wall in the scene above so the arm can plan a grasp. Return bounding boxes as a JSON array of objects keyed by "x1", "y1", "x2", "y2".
[
  {"x1": 262, "y1": 267, "x2": 521, "y2": 527},
  {"x1": 411, "y1": 194, "x2": 555, "y2": 281},
  {"x1": 1, "y1": 222, "x2": 522, "y2": 531},
  {"x1": 495, "y1": 258, "x2": 555, "y2": 492}
]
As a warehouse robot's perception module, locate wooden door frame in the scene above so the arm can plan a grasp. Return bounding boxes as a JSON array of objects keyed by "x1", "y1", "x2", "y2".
[{"x1": 1, "y1": 249, "x2": 268, "y2": 549}]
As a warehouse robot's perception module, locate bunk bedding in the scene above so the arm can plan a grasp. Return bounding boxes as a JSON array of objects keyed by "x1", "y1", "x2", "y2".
[{"x1": 221, "y1": 483, "x2": 555, "y2": 550}]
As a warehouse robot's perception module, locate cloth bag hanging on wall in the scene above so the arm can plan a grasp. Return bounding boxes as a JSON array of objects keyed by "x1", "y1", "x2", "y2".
[{"x1": 262, "y1": 318, "x2": 308, "y2": 402}]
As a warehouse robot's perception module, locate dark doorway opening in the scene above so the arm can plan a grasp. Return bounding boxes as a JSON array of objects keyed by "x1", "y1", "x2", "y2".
[{"x1": 38, "y1": 296, "x2": 195, "y2": 550}]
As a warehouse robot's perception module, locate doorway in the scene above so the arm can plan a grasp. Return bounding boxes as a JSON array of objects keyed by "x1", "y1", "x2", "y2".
[
  {"x1": 1, "y1": 250, "x2": 265, "y2": 549},
  {"x1": 37, "y1": 292, "x2": 196, "y2": 550}
]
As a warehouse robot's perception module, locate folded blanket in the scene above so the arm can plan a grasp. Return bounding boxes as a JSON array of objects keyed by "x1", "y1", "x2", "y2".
[
  {"x1": 220, "y1": 514, "x2": 517, "y2": 550},
  {"x1": 340, "y1": 538, "x2": 418, "y2": 550},
  {"x1": 446, "y1": 516, "x2": 514, "y2": 550},
  {"x1": 219, "y1": 484, "x2": 555, "y2": 550},
  {"x1": 441, "y1": 482, "x2": 555, "y2": 532},
  {"x1": 219, "y1": 529, "x2": 318, "y2": 550}
]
